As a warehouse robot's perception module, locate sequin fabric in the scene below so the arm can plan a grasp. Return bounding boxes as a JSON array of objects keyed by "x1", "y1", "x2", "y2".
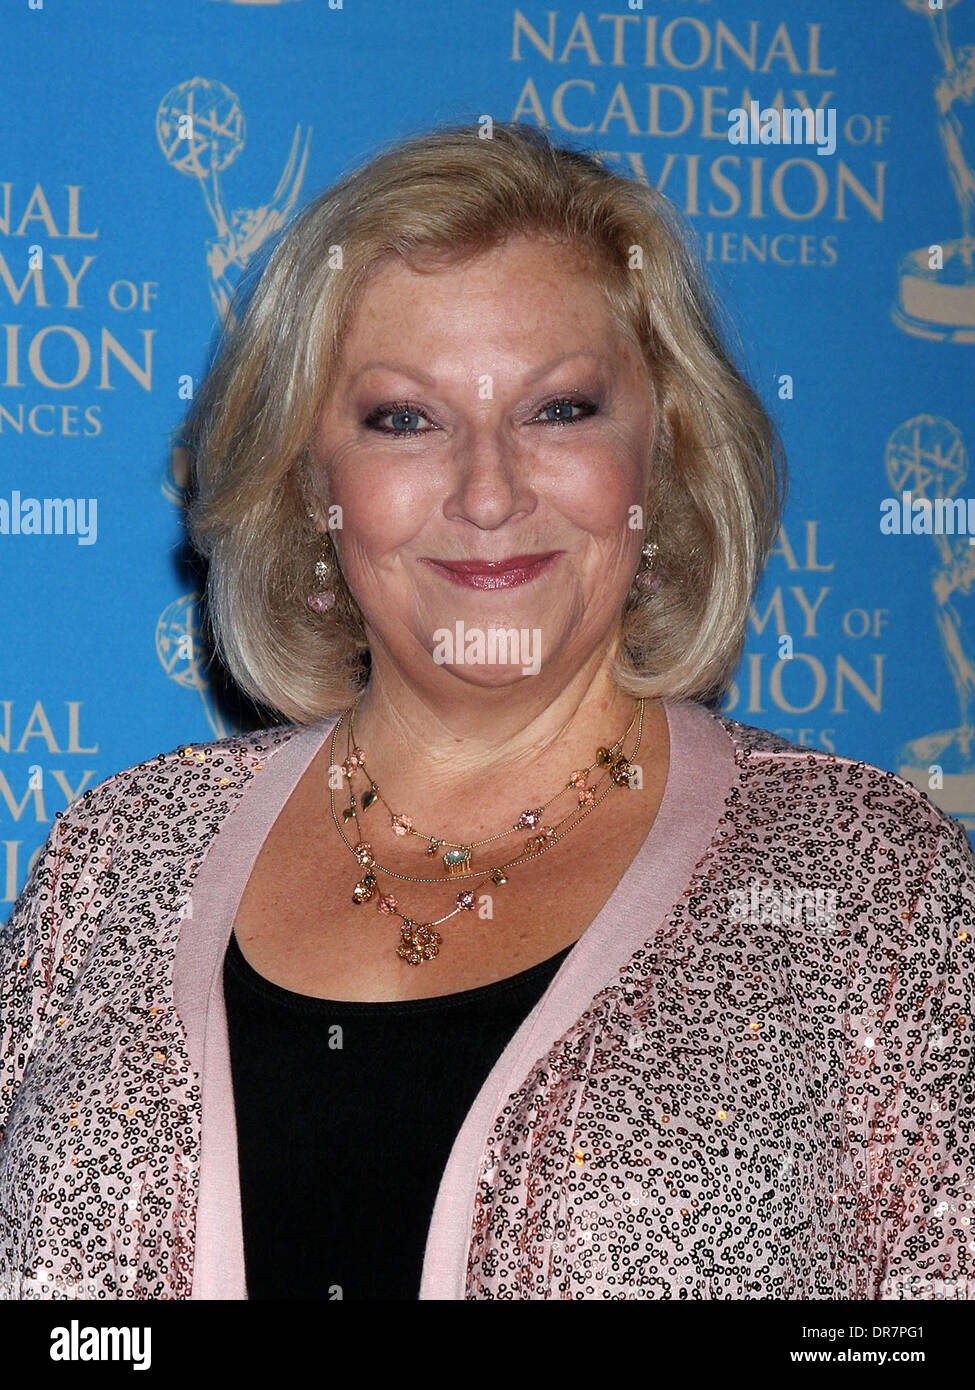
[
  {"x1": 0, "y1": 715, "x2": 972, "y2": 1299},
  {"x1": 467, "y1": 718, "x2": 975, "y2": 1299},
  {"x1": 0, "y1": 729, "x2": 295, "y2": 1299}
]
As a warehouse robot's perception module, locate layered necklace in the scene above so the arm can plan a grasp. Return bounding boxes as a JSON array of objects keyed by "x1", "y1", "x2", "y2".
[{"x1": 328, "y1": 697, "x2": 646, "y2": 965}]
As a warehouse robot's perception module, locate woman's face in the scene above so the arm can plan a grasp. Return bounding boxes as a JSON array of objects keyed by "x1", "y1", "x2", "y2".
[{"x1": 308, "y1": 234, "x2": 655, "y2": 690}]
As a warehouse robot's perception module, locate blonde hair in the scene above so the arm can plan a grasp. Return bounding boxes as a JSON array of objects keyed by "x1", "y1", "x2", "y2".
[{"x1": 183, "y1": 119, "x2": 786, "y2": 723}]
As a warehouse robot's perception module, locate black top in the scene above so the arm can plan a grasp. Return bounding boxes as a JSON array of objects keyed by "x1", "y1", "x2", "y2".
[{"x1": 223, "y1": 929, "x2": 573, "y2": 1300}]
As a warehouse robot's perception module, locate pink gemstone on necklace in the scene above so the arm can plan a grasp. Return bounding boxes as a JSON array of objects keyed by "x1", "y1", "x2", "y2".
[
  {"x1": 353, "y1": 841, "x2": 373, "y2": 864},
  {"x1": 456, "y1": 891, "x2": 476, "y2": 911},
  {"x1": 578, "y1": 786, "x2": 596, "y2": 806},
  {"x1": 391, "y1": 814, "x2": 413, "y2": 836},
  {"x1": 527, "y1": 827, "x2": 557, "y2": 853},
  {"x1": 569, "y1": 770, "x2": 588, "y2": 788},
  {"x1": 378, "y1": 894, "x2": 398, "y2": 914},
  {"x1": 515, "y1": 808, "x2": 543, "y2": 829}
]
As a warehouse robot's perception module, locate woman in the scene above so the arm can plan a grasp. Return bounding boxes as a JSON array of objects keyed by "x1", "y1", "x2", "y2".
[{"x1": 2, "y1": 121, "x2": 972, "y2": 1302}]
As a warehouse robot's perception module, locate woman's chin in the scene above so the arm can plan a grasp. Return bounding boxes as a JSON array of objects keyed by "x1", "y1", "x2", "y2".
[
  {"x1": 430, "y1": 657, "x2": 545, "y2": 687},
  {"x1": 421, "y1": 613, "x2": 550, "y2": 680}
]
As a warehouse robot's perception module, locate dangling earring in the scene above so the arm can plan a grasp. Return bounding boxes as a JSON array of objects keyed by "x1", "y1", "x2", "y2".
[
  {"x1": 633, "y1": 539, "x2": 662, "y2": 596},
  {"x1": 306, "y1": 514, "x2": 336, "y2": 612}
]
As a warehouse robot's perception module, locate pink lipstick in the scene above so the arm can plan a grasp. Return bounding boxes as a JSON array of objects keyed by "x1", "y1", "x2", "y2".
[{"x1": 422, "y1": 552, "x2": 560, "y2": 591}]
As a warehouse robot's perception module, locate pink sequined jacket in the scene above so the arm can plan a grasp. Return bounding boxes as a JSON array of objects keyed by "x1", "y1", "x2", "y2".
[{"x1": 1, "y1": 697, "x2": 973, "y2": 1300}]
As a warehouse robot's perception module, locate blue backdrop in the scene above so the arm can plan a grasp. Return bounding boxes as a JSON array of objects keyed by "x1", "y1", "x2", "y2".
[{"x1": 3, "y1": 0, "x2": 974, "y2": 901}]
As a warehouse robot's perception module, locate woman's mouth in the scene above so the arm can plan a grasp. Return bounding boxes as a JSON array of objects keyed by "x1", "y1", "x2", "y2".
[{"x1": 421, "y1": 552, "x2": 561, "y2": 591}]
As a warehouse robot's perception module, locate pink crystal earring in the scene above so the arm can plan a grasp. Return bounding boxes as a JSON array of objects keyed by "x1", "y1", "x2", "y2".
[
  {"x1": 633, "y1": 539, "x2": 662, "y2": 596},
  {"x1": 306, "y1": 513, "x2": 336, "y2": 613}
]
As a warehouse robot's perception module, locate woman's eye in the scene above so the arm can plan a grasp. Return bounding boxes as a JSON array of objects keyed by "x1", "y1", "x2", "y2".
[
  {"x1": 535, "y1": 397, "x2": 597, "y2": 426},
  {"x1": 363, "y1": 403, "x2": 433, "y2": 436}
]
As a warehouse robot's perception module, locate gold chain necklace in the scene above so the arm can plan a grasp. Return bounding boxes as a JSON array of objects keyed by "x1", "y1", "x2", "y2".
[
  {"x1": 341, "y1": 697, "x2": 639, "y2": 872},
  {"x1": 336, "y1": 719, "x2": 627, "y2": 884},
  {"x1": 327, "y1": 698, "x2": 646, "y2": 964}
]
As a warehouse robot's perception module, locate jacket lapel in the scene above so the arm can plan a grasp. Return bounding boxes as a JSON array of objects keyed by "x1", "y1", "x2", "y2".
[
  {"x1": 173, "y1": 717, "x2": 337, "y2": 1299},
  {"x1": 419, "y1": 697, "x2": 739, "y2": 1297}
]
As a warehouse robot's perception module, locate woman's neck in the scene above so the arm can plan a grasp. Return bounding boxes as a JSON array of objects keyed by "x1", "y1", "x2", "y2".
[{"x1": 342, "y1": 646, "x2": 659, "y2": 841}]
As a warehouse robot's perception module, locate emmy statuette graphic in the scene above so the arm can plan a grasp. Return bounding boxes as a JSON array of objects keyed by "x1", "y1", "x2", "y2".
[
  {"x1": 157, "y1": 77, "x2": 311, "y2": 325},
  {"x1": 887, "y1": 414, "x2": 975, "y2": 826},
  {"x1": 155, "y1": 593, "x2": 232, "y2": 741},
  {"x1": 156, "y1": 77, "x2": 312, "y2": 736},
  {"x1": 893, "y1": 0, "x2": 975, "y2": 342}
]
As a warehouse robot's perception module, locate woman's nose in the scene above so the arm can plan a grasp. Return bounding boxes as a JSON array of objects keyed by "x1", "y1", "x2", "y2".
[{"x1": 440, "y1": 435, "x2": 536, "y2": 529}]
